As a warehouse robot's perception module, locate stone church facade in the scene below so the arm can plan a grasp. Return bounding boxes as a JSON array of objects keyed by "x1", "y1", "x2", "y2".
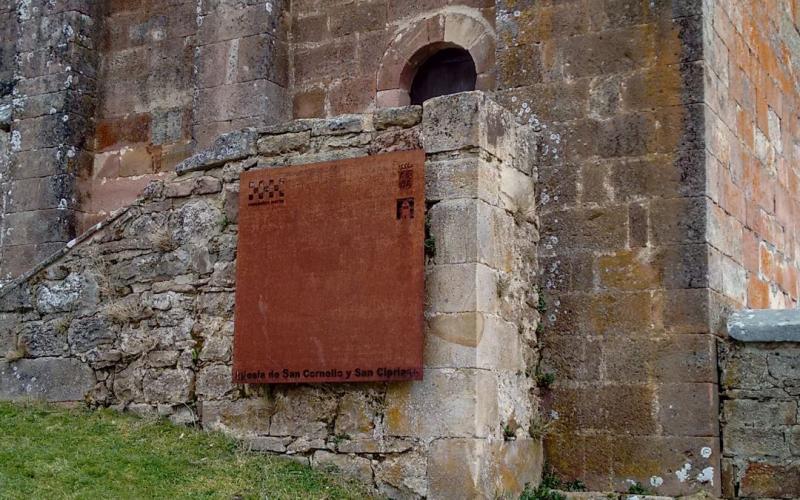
[{"x1": 1, "y1": 1, "x2": 799, "y2": 498}]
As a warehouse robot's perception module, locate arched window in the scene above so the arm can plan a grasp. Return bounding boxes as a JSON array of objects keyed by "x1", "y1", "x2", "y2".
[
  {"x1": 376, "y1": 11, "x2": 495, "y2": 108},
  {"x1": 409, "y1": 47, "x2": 477, "y2": 105}
]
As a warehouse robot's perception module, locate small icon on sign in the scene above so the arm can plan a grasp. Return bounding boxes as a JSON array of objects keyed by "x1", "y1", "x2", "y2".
[
  {"x1": 398, "y1": 162, "x2": 414, "y2": 190},
  {"x1": 396, "y1": 197, "x2": 415, "y2": 219}
]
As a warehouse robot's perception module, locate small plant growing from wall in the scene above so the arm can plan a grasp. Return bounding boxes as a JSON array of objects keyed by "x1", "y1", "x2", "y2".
[
  {"x1": 85, "y1": 249, "x2": 116, "y2": 300},
  {"x1": 4, "y1": 338, "x2": 28, "y2": 362},
  {"x1": 528, "y1": 410, "x2": 553, "y2": 439},
  {"x1": 536, "y1": 371, "x2": 556, "y2": 390},
  {"x1": 535, "y1": 286, "x2": 547, "y2": 315},
  {"x1": 53, "y1": 314, "x2": 74, "y2": 335},
  {"x1": 190, "y1": 323, "x2": 205, "y2": 365},
  {"x1": 503, "y1": 417, "x2": 520, "y2": 441},
  {"x1": 218, "y1": 214, "x2": 230, "y2": 232},
  {"x1": 149, "y1": 226, "x2": 178, "y2": 252},
  {"x1": 497, "y1": 274, "x2": 511, "y2": 299},
  {"x1": 519, "y1": 484, "x2": 566, "y2": 500},
  {"x1": 424, "y1": 205, "x2": 436, "y2": 261},
  {"x1": 105, "y1": 299, "x2": 148, "y2": 325},
  {"x1": 331, "y1": 433, "x2": 351, "y2": 446},
  {"x1": 627, "y1": 482, "x2": 651, "y2": 495},
  {"x1": 532, "y1": 286, "x2": 547, "y2": 335},
  {"x1": 520, "y1": 465, "x2": 586, "y2": 499}
]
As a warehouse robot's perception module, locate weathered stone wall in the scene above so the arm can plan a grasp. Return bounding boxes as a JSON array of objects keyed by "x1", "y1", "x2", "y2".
[
  {"x1": 192, "y1": 0, "x2": 289, "y2": 145},
  {"x1": 0, "y1": 99, "x2": 10, "y2": 282},
  {"x1": 0, "y1": 4, "x2": 15, "y2": 261},
  {"x1": 703, "y1": 1, "x2": 800, "y2": 312},
  {"x1": 289, "y1": 0, "x2": 496, "y2": 117},
  {"x1": 83, "y1": 0, "x2": 196, "y2": 231},
  {"x1": 1, "y1": 0, "x2": 99, "y2": 285},
  {"x1": 0, "y1": 1, "x2": 291, "y2": 282},
  {"x1": 83, "y1": 0, "x2": 290, "y2": 232},
  {"x1": 0, "y1": 92, "x2": 542, "y2": 499},
  {"x1": 494, "y1": 1, "x2": 718, "y2": 496},
  {"x1": 720, "y1": 310, "x2": 800, "y2": 499}
]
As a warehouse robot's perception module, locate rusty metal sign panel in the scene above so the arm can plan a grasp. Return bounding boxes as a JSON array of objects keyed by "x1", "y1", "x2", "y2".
[{"x1": 232, "y1": 150, "x2": 425, "y2": 384}]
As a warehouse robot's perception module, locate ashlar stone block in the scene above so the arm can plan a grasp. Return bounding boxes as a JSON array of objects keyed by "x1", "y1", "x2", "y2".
[
  {"x1": 427, "y1": 438, "x2": 543, "y2": 500},
  {"x1": 427, "y1": 438, "x2": 488, "y2": 499},
  {"x1": 428, "y1": 199, "x2": 516, "y2": 271},
  {"x1": 384, "y1": 368, "x2": 499, "y2": 439},
  {"x1": 422, "y1": 92, "x2": 484, "y2": 154},
  {"x1": 425, "y1": 313, "x2": 525, "y2": 371},
  {"x1": 425, "y1": 263, "x2": 499, "y2": 315},
  {"x1": 424, "y1": 156, "x2": 504, "y2": 207}
]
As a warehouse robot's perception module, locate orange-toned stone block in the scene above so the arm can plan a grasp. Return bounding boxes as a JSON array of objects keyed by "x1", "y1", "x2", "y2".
[
  {"x1": 742, "y1": 230, "x2": 759, "y2": 273},
  {"x1": 740, "y1": 462, "x2": 800, "y2": 498},
  {"x1": 595, "y1": 250, "x2": 660, "y2": 291},
  {"x1": 427, "y1": 438, "x2": 542, "y2": 498},
  {"x1": 118, "y1": 145, "x2": 156, "y2": 177},
  {"x1": 88, "y1": 174, "x2": 160, "y2": 217},
  {"x1": 759, "y1": 241, "x2": 775, "y2": 279},
  {"x1": 293, "y1": 88, "x2": 325, "y2": 118},
  {"x1": 747, "y1": 275, "x2": 770, "y2": 308}
]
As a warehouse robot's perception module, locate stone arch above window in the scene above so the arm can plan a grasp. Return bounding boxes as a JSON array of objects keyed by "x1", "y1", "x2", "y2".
[{"x1": 376, "y1": 11, "x2": 496, "y2": 108}]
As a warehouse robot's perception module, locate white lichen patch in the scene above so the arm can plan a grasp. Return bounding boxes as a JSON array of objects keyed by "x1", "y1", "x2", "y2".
[
  {"x1": 18, "y1": 0, "x2": 32, "y2": 20},
  {"x1": 676, "y1": 462, "x2": 692, "y2": 482},
  {"x1": 696, "y1": 467, "x2": 714, "y2": 484},
  {"x1": 700, "y1": 446, "x2": 712, "y2": 458},
  {"x1": 10, "y1": 131, "x2": 21, "y2": 151}
]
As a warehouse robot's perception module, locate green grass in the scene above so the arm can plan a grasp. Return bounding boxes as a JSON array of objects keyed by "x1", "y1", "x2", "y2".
[{"x1": 0, "y1": 402, "x2": 373, "y2": 499}]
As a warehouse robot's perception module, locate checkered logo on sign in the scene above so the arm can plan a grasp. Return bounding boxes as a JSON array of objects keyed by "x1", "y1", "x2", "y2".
[{"x1": 248, "y1": 178, "x2": 286, "y2": 206}]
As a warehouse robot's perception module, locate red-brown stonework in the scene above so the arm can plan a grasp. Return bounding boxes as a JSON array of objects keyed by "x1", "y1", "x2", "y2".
[
  {"x1": 705, "y1": 1, "x2": 800, "y2": 312},
  {"x1": 79, "y1": 0, "x2": 291, "y2": 233},
  {"x1": 739, "y1": 462, "x2": 800, "y2": 499}
]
